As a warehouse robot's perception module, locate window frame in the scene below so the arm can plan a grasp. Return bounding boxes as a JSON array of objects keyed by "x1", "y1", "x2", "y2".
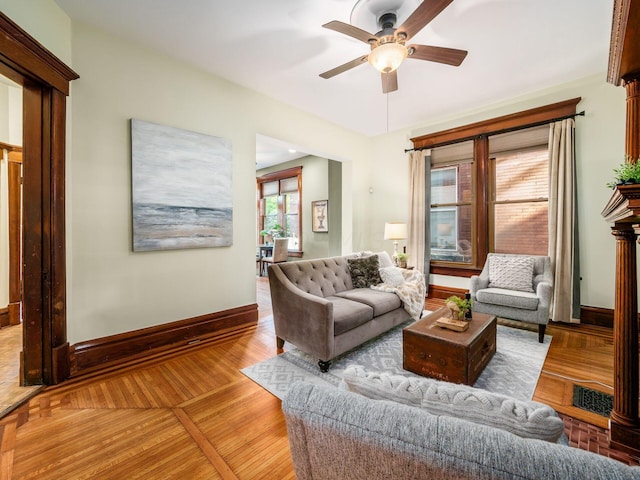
[
  {"x1": 412, "y1": 98, "x2": 580, "y2": 277},
  {"x1": 256, "y1": 166, "x2": 303, "y2": 257}
]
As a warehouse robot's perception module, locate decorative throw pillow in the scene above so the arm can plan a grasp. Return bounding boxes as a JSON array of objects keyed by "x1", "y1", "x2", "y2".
[
  {"x1": 375, "y1": 251, "x2": 394, "y2": 268},
  {"x1": 341, "y1": 366, "x2": 565, "y2": 443},
  {"x1": 379, "y1": 266, "x2": 405, "y2": 287},
  {"x1": 354, "y1": 251, "x2": 393, "y2": 268},
  {"x1": 348, "y1": 255, "x2": 382, "y2": 288},
  {"x1": 488, "y1": 255, "x2": 534, "y2": 293}
]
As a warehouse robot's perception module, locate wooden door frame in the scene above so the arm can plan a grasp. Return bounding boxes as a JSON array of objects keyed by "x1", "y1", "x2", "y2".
[
  {"x1": 0, "y1": 13, "x2": 78, "y2": 384},
  {"x1": 5, "y1": 145, "x2": 22, "y2": 327}
]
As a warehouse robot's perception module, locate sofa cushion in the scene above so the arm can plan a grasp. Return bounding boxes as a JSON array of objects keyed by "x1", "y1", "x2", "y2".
[
  {"x1": 488, "y1": 255, "x2": 534, "y2": 292},
  {"x1": 476, "y1": 288, "x2": 539, "y2": 310},
  {"x1": 347, "y1": 255, "x2": 382, "y2": 288},
  {"x1": 278, "y1": 256, "x2": 353, "y2": 297},
  {"x1": 326, "y1": 297, "x2": 374, "y2": 335},
  {"x1": 341, "y1": 366, "x2": 565, "y2": 443},
  {"x1": 379, "y1": 265, "x2": 405, "y2": 287},
  {"x1": 335, "y1": 288, "x2": 402, "y2": 316}
]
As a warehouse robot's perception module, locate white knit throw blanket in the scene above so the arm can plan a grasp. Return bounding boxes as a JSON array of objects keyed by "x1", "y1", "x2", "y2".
[{"x1": 371, "y1": 269, "x2": 426, "y2": 320}]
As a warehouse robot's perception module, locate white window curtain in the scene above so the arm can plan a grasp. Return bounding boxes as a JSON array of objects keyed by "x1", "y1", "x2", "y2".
[
  {"x1": 408, "y1": 149, "x2": 430, "y2": 280},
  {"x1": 548, "y1": 118, "x2": 580, "y2": 323}
]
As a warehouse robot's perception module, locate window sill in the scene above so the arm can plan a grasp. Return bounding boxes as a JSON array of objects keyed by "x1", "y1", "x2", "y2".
[{"x1": 430, "y1": 263, "x2": 481, "y2": 278}]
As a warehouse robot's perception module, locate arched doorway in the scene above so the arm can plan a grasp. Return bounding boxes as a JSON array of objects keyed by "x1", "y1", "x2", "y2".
[{"x1": 0, "y1": 12, "x2": 78, "y2": 385}]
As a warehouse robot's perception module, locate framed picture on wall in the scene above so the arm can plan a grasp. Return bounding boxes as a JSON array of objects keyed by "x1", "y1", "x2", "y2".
[
  {"x1": 312, "y1": 200, "x2": 328, "y2": 233},
  {"x1": 131, "y1": 119, "x2": 233, "y2": 252}
]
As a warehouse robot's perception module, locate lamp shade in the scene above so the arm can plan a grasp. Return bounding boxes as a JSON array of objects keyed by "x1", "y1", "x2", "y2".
[
  {"x1": 384, "y1": 222, "x2": 407, "y2": 240},
  {"x1": 368, "y1": 42, "x2": 408, "y2": 73}
]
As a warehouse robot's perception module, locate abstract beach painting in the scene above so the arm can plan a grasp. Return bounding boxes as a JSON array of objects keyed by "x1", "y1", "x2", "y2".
[{"x1": 131, "y1": 119, "x2": 232, "y2": 252}]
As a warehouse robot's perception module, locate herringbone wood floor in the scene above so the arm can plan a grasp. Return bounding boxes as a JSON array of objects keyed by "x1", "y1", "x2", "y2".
[{"x1": 0, "y1": 278, "x2": 637, "y2": 479}]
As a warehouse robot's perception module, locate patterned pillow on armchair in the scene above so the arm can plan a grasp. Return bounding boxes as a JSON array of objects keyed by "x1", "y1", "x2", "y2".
[{"x1": 488, "y1": 255, "x2": 534, "y2": 292}]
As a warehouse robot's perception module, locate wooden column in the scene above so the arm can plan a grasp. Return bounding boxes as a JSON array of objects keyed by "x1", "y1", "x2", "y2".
[
  {"x1": 604, "y1": 0, "x2": 640, "y2": 455},
  {"x1": 627, "y1": 78, "x2": 640, "y2": 161},
  {"x1": 609, "y1": 224, "x2": 640, "y2": 452},
  {"x1": 607, "y1": 81, "x2": 640, "y2": 449},
  {"x1": 610, "y1": 226, "x2": 640, "y2": 429},
  {"x1": 603, "y1": 188, "x2": 640, "y2": 455}
]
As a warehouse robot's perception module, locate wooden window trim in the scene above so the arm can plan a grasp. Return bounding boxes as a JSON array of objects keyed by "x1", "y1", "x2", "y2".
[
  {"x1": 410, "y1": 98, "x2": 581, "y2": 149},
  {"x1": 414, "y1": 98, "x2": 580, "y2": 276},
  {"x1": 257, "y1": 166, "x2": 303, "y2": 255}
]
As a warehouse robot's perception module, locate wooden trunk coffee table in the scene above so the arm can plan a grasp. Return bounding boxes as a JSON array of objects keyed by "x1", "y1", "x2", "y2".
[{"x1": 403, "y1": 307, "x2": 497, "y2": 385}]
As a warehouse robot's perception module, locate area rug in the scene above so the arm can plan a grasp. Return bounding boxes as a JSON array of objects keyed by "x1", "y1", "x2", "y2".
[{"x1": 242, "y1": 318, "x2": 551, "y2": 401}]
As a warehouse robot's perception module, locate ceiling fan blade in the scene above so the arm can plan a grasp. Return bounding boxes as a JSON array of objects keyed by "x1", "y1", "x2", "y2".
[
  {"x1": 319, "y1": 55, "x2": 369, "y2": 79},
  {"x1": 407, "y1": 44, "x2": 467, "y2": 66},
  {"x1": 381, "y1": 70, "x2": 398, "y2": 93},
  {"x1": 396, "y1": 0, "x2": 454, "y2": 40},
  {"x1": 323, "y1": 20, "x2": 378, "y2": 44}
]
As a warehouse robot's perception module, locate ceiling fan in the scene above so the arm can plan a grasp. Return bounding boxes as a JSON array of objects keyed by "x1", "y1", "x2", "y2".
[{"x1": 319, "y1": 0, "x2": 467, "y2": 93}]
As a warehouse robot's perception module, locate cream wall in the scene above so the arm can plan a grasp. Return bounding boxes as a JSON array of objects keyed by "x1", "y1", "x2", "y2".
[
  {"x1": 65, "y1": 23, "x2": 369, "y2": 344},
  {"x1": 0, "y1": 1, "x2": 628, "y2": 346},
  {"x1": 0, "y1": 84, "x2": 10, "y2": 308},
  {"x1": 0, "y1": 3, "x2": 367, "y2": 345},
  {"x1": 0, "y1": 0, "x2": 72, "y2": 65},
  {"x1": 0, "y1": 80, "x2": 22, "y2": 310},
  {"x1": 365, "y1": 74, "x2": 626, "y2": 310},
  {"x1": 257, "y1": 155, "x2": 335, "y2": 260}
]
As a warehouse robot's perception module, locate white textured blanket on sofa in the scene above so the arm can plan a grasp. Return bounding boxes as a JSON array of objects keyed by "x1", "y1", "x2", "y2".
[{"x1": 372, "y1": 269, "x2": 426, "y2": 320}]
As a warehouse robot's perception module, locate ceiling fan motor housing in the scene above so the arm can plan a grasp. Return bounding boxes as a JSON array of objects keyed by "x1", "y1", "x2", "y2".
[{"x1": 378, "y1": 12, "x2": 397, "y2": 30}]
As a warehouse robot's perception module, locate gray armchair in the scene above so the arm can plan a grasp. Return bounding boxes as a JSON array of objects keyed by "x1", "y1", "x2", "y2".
[{"x1": 470, "y1": 253, "x2": 553, "y2": 343}]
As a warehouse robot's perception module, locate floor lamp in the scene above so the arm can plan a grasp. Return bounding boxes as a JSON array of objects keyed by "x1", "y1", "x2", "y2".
[{"x1": 384, "y1": 222, "x2": 407, "y2": 265}]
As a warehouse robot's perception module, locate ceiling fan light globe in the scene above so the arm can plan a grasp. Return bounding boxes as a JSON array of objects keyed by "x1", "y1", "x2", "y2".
[{"x1": 368, "y1": 42, "x2": 408, "y2": 73}]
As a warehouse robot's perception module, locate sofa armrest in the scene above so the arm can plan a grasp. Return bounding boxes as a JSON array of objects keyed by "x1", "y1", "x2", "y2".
[
  {"x1": 268, "y1": 265, "x2": 335, "y2": 360},
  {"x1": 536, "y1": 281, "x2": 552, "y2": 308},
  {"x1": 470, "y1": 275, "x2": 489, "y2": 297}
]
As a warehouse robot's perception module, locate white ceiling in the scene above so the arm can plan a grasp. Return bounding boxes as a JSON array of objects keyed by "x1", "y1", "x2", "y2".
[{"x1": 53, "y1": 0, "x2": 613, "y2": 166}]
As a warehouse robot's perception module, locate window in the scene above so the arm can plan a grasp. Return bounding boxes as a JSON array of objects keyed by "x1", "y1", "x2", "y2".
[
  {"x1": 430, "y1": 160, "x2": 473, "y2": 264},
  {"x1": 414, "y1": 98, "x2": 579, "y2": 275},
  {"x1": 257, "y1": 166, "x2": 302, "y2": 254},
  {"x1": 489, "y1": 130, "x2": 549, "y2": 255}
]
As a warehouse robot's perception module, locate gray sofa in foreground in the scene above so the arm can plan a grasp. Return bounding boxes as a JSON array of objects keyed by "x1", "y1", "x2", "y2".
[
  {"x1": 283, "y1": 381, "x2": 640, "y2": 480},
  {"x1": 268, "y1": 253, "x2": 412, "y2": 371}
]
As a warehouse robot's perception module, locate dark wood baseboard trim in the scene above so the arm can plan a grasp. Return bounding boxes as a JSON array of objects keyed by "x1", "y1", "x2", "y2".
[
  {"x1": 428, "y1": 284, "x2": 468, "y2": 300},
  {"x1": 8, "y1": 302, "x2": 20, "y2": 325},
  {"x1": 0, "y1": 307, "x2": 8, "y2": 328},
  {"x1": 52, "y1": 342, "x2": 70, "y2": 384},
  {"x1": 70, "y1": 304, "x2": 258, "y2": 377},
  {"x1": 580, "y1": 306, "x2": 614, "y2": 329}
]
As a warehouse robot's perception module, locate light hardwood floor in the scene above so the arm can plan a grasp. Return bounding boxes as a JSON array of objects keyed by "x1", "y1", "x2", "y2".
[
  {"x1": 0, "y1": 325, "x2": 42, "y2": 418},
  {"x1": 0, "y1": 278, "x2": 626, "y2": 478}
]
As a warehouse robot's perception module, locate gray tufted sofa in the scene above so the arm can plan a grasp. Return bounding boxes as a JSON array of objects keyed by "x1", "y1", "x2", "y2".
[
  {"x1": 268, "y1": 254, "x2": 411, "y2": 372},
  {"x1": 283, "y1": 381, "x2": 640, "y2": 480}
]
